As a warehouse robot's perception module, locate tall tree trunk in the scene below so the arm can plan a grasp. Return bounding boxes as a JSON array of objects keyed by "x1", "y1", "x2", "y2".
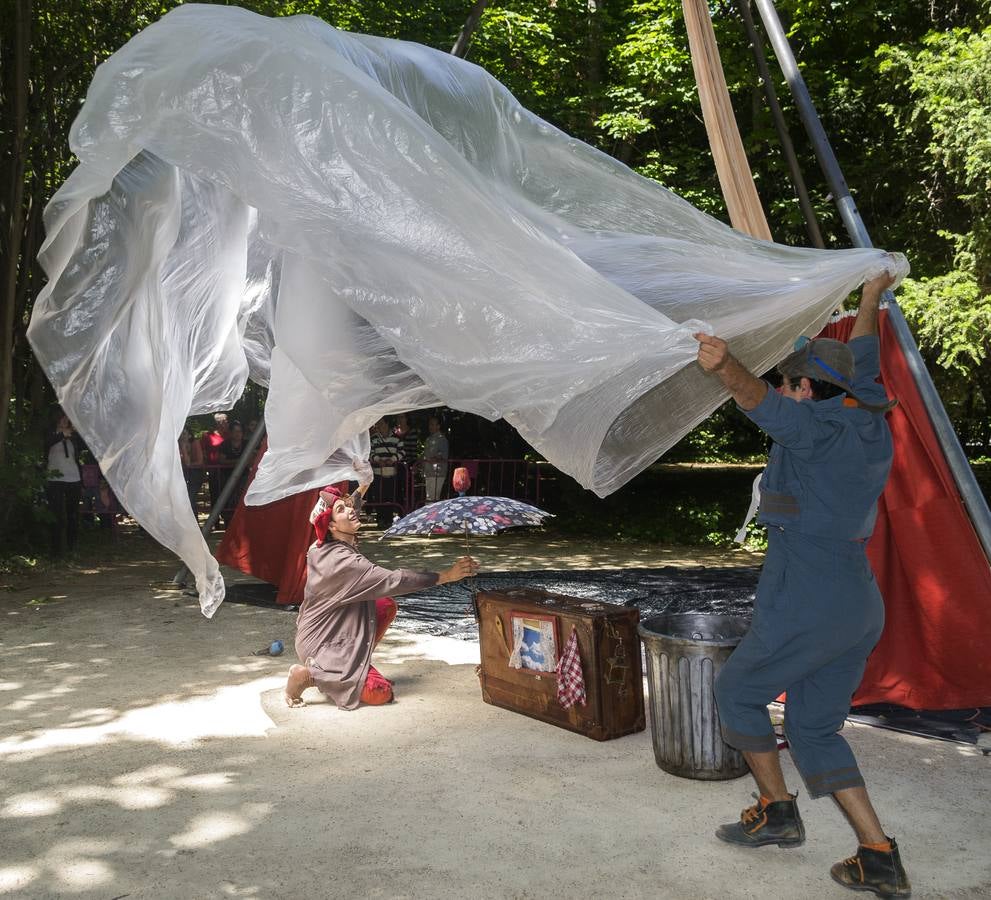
[
  {"x1": 10, "y1": 191, "x2": 42, "y2": 432},
  {"x1": 586, "y1": 0, "x2": 602, "y2": 129},
  {"x1": 0, "y1": 0, "x2": 32, "y2": 466},
  {"x1": 451, "y1": 0, "x2": 490, "y2": 58}
]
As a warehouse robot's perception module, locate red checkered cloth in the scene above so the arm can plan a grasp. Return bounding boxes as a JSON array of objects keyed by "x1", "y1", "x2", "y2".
[{"x1": 556, "y1": 626, "x2": 586, "y2": 709}]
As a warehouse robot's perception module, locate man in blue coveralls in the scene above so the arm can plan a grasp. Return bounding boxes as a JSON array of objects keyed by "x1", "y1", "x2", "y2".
[{"x1": 694, "y1": 269, "x2": 911, "y2": 899}]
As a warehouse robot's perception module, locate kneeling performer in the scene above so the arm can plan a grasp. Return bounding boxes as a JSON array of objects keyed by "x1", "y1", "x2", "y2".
[{"x1": 285, "y1": 482, "x2": 477, "y2": 709}]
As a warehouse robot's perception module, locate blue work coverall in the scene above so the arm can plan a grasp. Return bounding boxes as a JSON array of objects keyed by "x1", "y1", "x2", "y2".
[{"x1": 714, "y1": 335, "x2": 893, "y2": 797}]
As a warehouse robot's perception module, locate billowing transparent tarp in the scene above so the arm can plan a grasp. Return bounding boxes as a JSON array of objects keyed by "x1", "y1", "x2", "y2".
[{"x1": 28, "y1": 4, "x2": 907, "y2": 616}]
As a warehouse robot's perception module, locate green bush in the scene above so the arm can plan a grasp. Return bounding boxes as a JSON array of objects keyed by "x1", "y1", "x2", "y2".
[
  {"x1": 541, "y1": 463, "x2": 764, "y2": 547},
  {"x1": 0, "y1": 435, "x2": 52, "y2": 560},
  {"x1": 972, "y1": 460, "x2": 991, "y2": 502}
]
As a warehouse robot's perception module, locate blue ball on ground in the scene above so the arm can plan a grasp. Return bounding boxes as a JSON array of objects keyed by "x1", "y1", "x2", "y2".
[{"x1": 269, "y1": 640, "x2": 284, "y2": 656}]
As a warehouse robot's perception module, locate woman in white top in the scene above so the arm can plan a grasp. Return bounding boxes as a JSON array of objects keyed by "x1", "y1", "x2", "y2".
[{"x1": 45, "y1": 413, "x2": 83, "y2": 556}]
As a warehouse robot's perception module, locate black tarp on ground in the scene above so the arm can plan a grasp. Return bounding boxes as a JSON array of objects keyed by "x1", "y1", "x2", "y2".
[
  {"x1": 223, "y1": 565, "x2": 761, "y2": 635},
  {"x1": 393, "y1": 565, "x2": 759, "y2": 639}
]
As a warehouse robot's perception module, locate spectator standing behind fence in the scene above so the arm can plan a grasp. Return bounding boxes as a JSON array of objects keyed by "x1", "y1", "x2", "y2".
[
  {"x1": 369, "y1": 417, "x2": 404, "y2": 528},
  {"x1": 422, "y1": 414, "x2": 449, "y2": 504},
  {"x1": 393, "y1": 413, "x2": 422, "y2": 462},
  {"x1": 45, "y1": 412, "x2": 84, "y2": 557},
  {"x1": 221, "y1": 420, "x2": 247, "y2": 463},
  {"x1": 178, "y1": 425, "x2": 204, "y2": 513},
  {"x1": 200, "y1": 413, "x2": 229, "y2": 527},
  {"x1": 220, "y1": 420, "x2": 249, "y2": 519}
]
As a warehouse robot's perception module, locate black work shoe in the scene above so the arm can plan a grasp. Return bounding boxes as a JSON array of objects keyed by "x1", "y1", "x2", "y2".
[
  {"x1": 830, "y1": 838, "x2": 911, "y2": 898},
  {"x1": 715, "y1": 793, "x2": 805, "y2": 848}
]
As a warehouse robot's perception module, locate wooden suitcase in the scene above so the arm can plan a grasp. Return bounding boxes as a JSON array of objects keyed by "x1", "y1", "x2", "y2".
[{"x1": 476, "y1": 587, "x2": 645, "y2": 741}]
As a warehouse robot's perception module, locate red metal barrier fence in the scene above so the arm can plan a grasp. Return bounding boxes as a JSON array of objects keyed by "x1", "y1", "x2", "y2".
[
  {"x1": 364, "y1": 458, "x2": 549, "y2": 522},
  {"x1": 173, "y1": 458, "x2": 553, "y2": 523}
]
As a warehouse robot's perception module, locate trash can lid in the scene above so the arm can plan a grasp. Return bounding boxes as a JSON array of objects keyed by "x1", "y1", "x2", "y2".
[{"x1": 638, "y1": 612, "x2": 749, "y2": 647}]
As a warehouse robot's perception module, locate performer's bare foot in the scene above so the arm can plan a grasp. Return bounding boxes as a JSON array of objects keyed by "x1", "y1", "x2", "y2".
[{"x1": 284, "y1": 664, "x2": 314, "y2": 708}]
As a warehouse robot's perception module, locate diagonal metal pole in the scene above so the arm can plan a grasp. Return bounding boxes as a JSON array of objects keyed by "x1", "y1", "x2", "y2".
[
  {"x1": 754, "y1": 0, "x2": 991, "y2": 564},
  {"x1": 735, "y1": 0, "x2": 824, "y2": 248},
  {"x1": 173, "y1": 420, "x2": 268, "y2": 587}
]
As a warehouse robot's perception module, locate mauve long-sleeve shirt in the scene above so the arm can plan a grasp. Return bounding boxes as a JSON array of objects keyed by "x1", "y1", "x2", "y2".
[{"x1": 295, "y1": 538, "x2": 438, "y2": 709}]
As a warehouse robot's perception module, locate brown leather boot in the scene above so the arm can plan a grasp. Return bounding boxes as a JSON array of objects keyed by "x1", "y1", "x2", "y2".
[
  {"x1": 830, "y1": 838, "x2": 911, "y2": 897},
  {"x1": 715, "y1": 793, "x2": 805, "y2": 848}
]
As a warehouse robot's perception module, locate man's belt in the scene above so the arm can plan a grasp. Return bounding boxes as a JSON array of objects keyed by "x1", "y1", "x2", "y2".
[{"x1": 761, "y1": 491, "x2": 799, "y2": 516}]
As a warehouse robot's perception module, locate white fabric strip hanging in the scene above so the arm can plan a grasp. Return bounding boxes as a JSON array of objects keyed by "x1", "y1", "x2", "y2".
[{"x1": 682, "y1": 0, "x2": 773, "y2": 240}]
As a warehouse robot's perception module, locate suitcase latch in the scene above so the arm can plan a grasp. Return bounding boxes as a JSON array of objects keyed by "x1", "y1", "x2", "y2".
[{"x1": 605, "y1": 630, "x2": 629, "y2": 696}]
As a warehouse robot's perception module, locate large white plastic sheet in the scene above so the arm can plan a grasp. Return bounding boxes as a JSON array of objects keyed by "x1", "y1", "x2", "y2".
[{"x1": 28, "y1": 4, "x2": 907, "y2": 617}]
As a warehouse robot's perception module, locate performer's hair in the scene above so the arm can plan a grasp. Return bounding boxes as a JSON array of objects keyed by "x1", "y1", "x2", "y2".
[{"x1": 808, "y1": 378, "x2": 845, "y2": 401}]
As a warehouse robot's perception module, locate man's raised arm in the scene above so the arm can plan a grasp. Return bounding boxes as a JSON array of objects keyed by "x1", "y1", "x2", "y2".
[
  {"x1": 694, "y1": 333, "x2": 768, "y2": 411},
  {"x1": 850, "y1": 270, "x2": 897, "y2": 341}
]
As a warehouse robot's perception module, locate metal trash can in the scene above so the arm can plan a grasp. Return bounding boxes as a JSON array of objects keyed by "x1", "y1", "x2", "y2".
[{"x1": 638, "y1": 613, "x2": 750, "y2": 780}]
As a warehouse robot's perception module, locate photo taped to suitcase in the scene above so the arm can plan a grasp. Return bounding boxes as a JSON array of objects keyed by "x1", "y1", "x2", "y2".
[{"x1": 476, "y1": 587, "x2": 645, "y2": 741}]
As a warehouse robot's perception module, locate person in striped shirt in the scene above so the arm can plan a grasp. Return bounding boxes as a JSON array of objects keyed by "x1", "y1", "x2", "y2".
[{"x1": 369, "y1": 418, "x2": 405, "y2": 527}]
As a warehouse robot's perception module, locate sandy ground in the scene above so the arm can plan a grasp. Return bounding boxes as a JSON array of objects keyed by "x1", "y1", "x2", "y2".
[{"x1": 1, "y1": 531, "x2": 989, "y2": 899}]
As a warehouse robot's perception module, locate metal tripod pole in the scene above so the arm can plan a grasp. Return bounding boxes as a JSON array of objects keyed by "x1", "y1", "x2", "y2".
[
  {"x1": 735, "y1": 0, "x2": 824, "y2": 248},
  {"x1": 754, "y1": 0, "x2": 991, "y2": 564},
  {"x1": 172, "y1": 420, "x2": 268, "y2": 588}
]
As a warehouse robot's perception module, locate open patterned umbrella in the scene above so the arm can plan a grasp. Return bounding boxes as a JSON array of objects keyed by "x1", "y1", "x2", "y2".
[
  {"x1": 380, "y1": 496, "x2": 552, "y2": 618},
  {"x1": 380, "y1": 496, "x2": 551, "y2": 541}
]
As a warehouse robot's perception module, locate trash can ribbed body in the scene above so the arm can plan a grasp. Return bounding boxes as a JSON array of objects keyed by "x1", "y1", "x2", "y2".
[{"x1": 638, "y1": 613, "x2": 750, "y2": 780}]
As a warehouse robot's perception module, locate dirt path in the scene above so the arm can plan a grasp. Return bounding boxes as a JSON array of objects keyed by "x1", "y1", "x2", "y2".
[{"x1": 2, "y1": 530, "x2": 988, "y2": 899}]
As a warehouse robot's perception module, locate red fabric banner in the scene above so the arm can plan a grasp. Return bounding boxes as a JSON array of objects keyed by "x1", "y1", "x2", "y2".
[
  {"x1": 821, "y1": 311, "x2": 991, "y2": 709},
  {"x1": 215, "y1": 441, "x2": 317, "y2": 606}
]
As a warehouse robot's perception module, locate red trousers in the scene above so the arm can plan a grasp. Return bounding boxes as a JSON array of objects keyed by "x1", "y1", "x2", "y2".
[{"x1": 360, "y1": 597, "x2": 397, "y2": 705}]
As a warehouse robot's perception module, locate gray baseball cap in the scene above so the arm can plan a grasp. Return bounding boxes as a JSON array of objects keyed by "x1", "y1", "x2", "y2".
[{"x1": 777, "y1": 338, "x2": 896, "y2": 413}]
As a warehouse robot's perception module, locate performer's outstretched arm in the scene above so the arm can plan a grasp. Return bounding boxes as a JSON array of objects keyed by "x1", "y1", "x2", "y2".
[{"x1": 850, "y1": 270, "x2": 896, "y2": 341}]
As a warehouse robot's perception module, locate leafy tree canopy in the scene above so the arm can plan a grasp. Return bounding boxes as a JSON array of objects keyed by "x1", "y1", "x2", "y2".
[{"x1": 3, "y1": 0, "x2": 991, "y2": 489}]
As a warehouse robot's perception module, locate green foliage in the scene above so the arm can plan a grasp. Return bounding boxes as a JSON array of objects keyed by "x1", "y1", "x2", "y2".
[
  {"x1": 0, "y1": 554, "x2": 41, "y2": 579},
  {"x1": 0, "y1": 423, "x2": 52, "y2": 557},
  {"x1": 5, "y1": 0, "x2": 991, "y2": 554},
  {"x1": 876, "y1": 24, "x2": 991, "y2": 449},
  {"x1": 890, "y1": 28, "x2": 991, "y2": 195},
  {"x1": 665, "y1": 401, "x2": 767, "y2": 464},
  {"x1": 973, "y1": 460, "x2": 991, "y2": 501},
  {"x1": 740, "y1": 518, "x2": 768, "y2": 552},
  {"x1": 878, "y1": 26, "x2": 991, "y2": 285},
  {"x1": 898, "y1": 245, "x2": 990, "y2": 376},
  {"x1": 544, "y1": 463, "x2": 763, "y2": 546}
]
